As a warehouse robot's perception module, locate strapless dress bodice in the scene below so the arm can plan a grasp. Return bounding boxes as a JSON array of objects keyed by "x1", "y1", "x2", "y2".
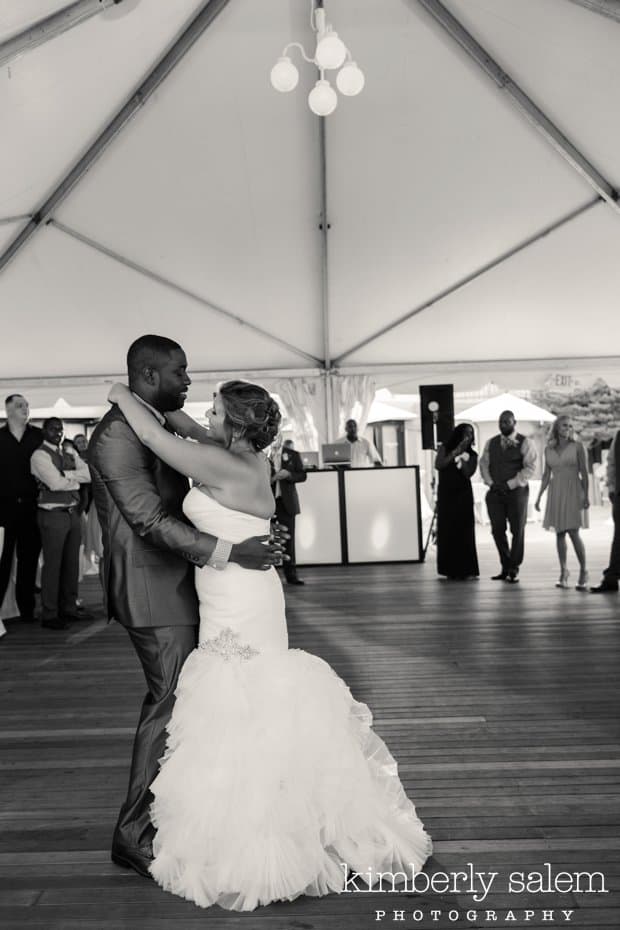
[{"x1": 183, "y1": 485, "x2": 271, "y2": 543}]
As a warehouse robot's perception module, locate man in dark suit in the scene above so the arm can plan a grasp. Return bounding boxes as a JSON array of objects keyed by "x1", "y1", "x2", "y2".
[
  {"x1": 0, "y1": 394, "x2": 42, "y2": 623},
  {"x1": 271, "y1": 438, "x2": 307, "y2": 585},
  {"x1": 89, "y1": 335, "x2": 284, "y2": 878},
  {"x1": 591, "y1": 428, "x2": 620, "y2": 593}
]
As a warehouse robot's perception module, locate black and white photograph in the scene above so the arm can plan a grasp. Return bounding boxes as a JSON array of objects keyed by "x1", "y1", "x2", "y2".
[{"x1": 1, "y1": 1, "x2": 619, "y2": 928}]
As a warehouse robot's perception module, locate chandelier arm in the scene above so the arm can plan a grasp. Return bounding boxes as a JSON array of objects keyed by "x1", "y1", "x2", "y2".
[{"x1": 282, "y1": 41, "x2": 315, "y2": 64}]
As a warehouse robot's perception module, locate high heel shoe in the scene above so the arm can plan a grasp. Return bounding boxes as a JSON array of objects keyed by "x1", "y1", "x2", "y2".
[
  {"x1": 576, "y1": 571, "x2": 589, "y2": 591},
  {"x1": 555, "y1": 570, "x2": 570, "y2": 589}
]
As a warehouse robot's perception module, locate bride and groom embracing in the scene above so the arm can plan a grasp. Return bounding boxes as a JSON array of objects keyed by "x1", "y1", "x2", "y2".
[{"x1": 89, "y1": 334, "x2": 431, "y2": 912}]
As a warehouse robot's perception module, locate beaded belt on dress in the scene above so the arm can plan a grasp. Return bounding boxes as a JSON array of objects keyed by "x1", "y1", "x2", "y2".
[{"x1": 198, "y1": 627, "x2": 260, "y2": 662}]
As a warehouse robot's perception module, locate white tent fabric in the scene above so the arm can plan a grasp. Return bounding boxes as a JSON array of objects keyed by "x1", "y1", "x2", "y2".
[
  {"x1": 456, "y1": 391, "x2": 555, "y2": 423},
  {"x1": 1, "y1": 0, "x2": 620, "y2": 419}
]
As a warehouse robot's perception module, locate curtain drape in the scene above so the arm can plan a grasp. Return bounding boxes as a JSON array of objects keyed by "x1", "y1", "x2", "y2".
[
  {"x1": 332, "y1": 373, "x2": 377, "y2": 438},
  {"x1": 271, "y1": 377, "x2": 325, "y2": 451}
]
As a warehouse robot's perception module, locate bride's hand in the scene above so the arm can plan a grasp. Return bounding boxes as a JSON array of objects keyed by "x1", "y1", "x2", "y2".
[{"x1": 108, "y1": 382, "x2": 130, "y2": 405}]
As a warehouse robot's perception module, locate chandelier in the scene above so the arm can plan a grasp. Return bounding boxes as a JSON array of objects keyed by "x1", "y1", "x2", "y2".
[{"x1": 269, "y1": 2, "x2": 365, "y2": 116}]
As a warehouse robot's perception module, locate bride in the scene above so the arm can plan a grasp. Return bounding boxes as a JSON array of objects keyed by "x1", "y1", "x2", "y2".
[{"x1": 108, "y1": 380, "x2": 432, "y2": 912}]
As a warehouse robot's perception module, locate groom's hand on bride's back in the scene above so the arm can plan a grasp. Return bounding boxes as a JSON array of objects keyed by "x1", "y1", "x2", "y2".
[{"x1": 230, "y1": 527, "x2": 290, "y2": 571}]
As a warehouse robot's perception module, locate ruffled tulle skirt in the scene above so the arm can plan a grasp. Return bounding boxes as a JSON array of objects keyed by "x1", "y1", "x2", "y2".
[{"x1": 149, "y1": 645, "x2": 432, "y2": 911}]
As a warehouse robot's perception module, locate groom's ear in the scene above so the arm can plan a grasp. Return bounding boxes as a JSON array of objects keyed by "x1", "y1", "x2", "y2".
[{"x1": 142, "y1": 366, "x2": 159, "y2": 387}]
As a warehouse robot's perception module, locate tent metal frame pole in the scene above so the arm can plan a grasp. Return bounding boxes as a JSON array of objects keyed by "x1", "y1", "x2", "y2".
[
  {"x1": 0, "y1": 215, "x2": 31, "y2": 226},
  {"x1": 0, "y1": 0, "x2": 232, "y2": 276},
  {"x1": 333, "y1": 197, "x2": 600, "y2": 365},
  {"x1": 315, "y1": 0, "x2": 335, "y2": 441},
  {"x1": 413, "y1": 0, "x2": 620, "y2": 211},
  {"x1": 336, "y1": 355, "x2": 620, "y2": 377},
  {"x1": 318, "y1": 116, "x2": 335, "y2": 439},
  {"x1": 49, "y1": 220, "x2": 324, "y2": 367},
  {"x1": 564, "y1": 0, "x2": 620, "y2": 23},
  {"x1": 0, "y1": 0, "x2": 118, "y2": 69}
]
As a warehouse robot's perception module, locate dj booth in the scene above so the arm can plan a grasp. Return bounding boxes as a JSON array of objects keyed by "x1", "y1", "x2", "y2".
[{"x1": 295, "y1": 466, "x2": 423, "y2": 566}]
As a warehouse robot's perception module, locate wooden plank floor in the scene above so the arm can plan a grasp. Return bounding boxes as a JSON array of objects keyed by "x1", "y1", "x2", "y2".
[{"x1": 1, "y1": 516, "x2": 619, "y2": 929}]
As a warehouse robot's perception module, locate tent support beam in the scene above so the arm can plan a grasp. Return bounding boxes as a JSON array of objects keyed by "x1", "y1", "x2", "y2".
[
  {"x1": 333, "y1": 197, "x2": 600, "y2": 365},
  {"x1": 0, "y1": 215, "x2": 31, "y2": 226},
  {"x1": 0, "y1": 368, "x2": 325, "y2": 391},
  {"x1": 49, "y1": 220, "x2": 323, "y2": 367},
  {"x1": 316, "y1": 0, "x2": 334, "y2": 439},
  {"x1": 564, "y1": 0, "x2": 620, "y2": 23},
  {"x1": 2, "y1": 357, "x2": 619, "y2": 392},
  {"x1": 0, "y1": 0, "x2": 232, "y2": 276},
  {"x1": 0, "y1": 0, "x2": 119, "y2": 69},
  {"x1": 412, "y1": 0, "x2": 620, "y2": 211},
  {"x1": 318, "y1": 115, "x2": 335, "y2": 436},
  {"x1": 336, "y1": 356, "x2": 620, "y2": 376}
]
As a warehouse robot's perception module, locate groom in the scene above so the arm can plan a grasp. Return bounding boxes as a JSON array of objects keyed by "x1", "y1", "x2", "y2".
[{"x1": 89, "y1": 334, "x2": 285, "y2": 878}]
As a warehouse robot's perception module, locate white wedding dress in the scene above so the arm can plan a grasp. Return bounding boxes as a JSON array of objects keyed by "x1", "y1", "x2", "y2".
[{"x1": 149, "y1": 486, "x2": 432, "y2": 911}]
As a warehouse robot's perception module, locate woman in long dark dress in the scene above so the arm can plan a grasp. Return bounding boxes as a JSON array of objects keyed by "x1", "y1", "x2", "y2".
[{"x1": 435, "y1": 423, "x2": 479, "y2": 580}]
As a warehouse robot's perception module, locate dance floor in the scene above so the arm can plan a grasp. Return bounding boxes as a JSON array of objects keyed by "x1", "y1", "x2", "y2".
[{"x1": 1, "y1": 513, "x2": 619, "y2": 929}]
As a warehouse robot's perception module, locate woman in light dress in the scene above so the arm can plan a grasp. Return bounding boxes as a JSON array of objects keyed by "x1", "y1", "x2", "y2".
[
  {"x1": 108, "y1": 380, "x2": 431, "y2": 912},
  {"x1": 535, "y1": 415, "x2": 589, "y2": 589}
]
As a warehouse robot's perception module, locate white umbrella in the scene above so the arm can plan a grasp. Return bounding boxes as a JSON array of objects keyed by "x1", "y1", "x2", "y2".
[
  {"x1": 367, "y1": 400, "x2": 417, "y2": 423},
  {"x1": 456, "y1": 392, "x2": 554, "y2": 424}
]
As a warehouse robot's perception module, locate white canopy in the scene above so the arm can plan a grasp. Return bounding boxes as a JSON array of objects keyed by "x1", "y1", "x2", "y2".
[
  {"x1": 367, "y1": 400, "x2": 417, "y2": 424},
  {"x1": 456, "y1": 392, "x2": 555, "y2": 423},
  {"x1": 1, "y1": 0, "x2": 620, "y2": 412}
]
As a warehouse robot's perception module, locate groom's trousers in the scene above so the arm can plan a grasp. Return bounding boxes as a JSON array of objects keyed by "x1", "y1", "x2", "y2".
[
  {"x1": 486, "y1": 485, "x2": 529, "y2": 572},
  {"x1": 114, "y1": 624, "x2": 197, "y2": 855}
]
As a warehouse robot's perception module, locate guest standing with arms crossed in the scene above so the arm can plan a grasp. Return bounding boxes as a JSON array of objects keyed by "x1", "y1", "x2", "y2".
[
  {"x1": 480, "y1": 410, "x2": 537, "y2": 583},
  {"x1": 31, "y1": 418, "x2": 92, "y2": 629}
]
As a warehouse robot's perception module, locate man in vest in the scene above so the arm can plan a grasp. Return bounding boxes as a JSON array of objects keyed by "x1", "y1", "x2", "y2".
[
  {"x1": 30, "y1": 417, "x2": 91, "y2": 629},
  {"x1": 479, "y1": 410, "x2": 537, "y2": 583},
  {"x1": 590, "y1": 428, "x2": 620, "y2": 593}
]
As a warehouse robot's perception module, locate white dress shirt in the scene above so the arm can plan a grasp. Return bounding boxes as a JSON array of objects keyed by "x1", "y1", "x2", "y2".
[{"x1": 337, "y1": 436, "x2": 382, "y2": 468}]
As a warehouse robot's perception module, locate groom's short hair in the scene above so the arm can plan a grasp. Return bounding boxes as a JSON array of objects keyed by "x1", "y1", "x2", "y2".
[{"x1": 127, "y1": 335, "x2": 183, "y2": 378}]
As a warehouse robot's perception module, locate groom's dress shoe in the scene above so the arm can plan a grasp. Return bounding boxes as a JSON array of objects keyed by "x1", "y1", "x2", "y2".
[
  {"x1": 589, "y1": 582, "x2": 619, "y2": 593},
  {"x1": 111, "y1": 844, "x2": 153, "y2": 879},
  {"x1": 491, "y1": 572, "x2": 508, "y2": 581}
]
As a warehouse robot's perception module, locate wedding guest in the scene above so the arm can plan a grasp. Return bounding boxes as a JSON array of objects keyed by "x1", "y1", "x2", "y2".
[
  {"x1": 479, "y1": 410, "x2": 537, "y2": 583},
  {"x1": 271, "y1": 438, "x2": 307, "y2": 585},
  {"x1": 30, "y1": 418, "x2": 92, "y2": 629},
  {"x1": 338, "y1": 419, "x2": 382, "y2": 468},
  {"x1": 0, "y1": 394, "x2": 42, "y2": 623},
  {"x1": 535, "y1": 416, "x2": 589, "y2": 589},
  {"x1": 435, "y1": 423, "x2": 479, "y2": 580},
  {"x1": 590, "y1": 427, "x2": 620, "y2": 594},
  {"x1": 72, "y1": 433, "x2": 93, "y2": 513}
]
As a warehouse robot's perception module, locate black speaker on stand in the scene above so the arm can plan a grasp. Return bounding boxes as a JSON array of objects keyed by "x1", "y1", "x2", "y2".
[{"x1": 419, "y1": 384, "x2": 455, "y2": 559}]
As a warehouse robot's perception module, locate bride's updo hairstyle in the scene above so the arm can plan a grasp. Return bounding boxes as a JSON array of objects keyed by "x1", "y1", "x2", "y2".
[{"x1": 218, "y1": 380, "x2": 281, "y2": 452}]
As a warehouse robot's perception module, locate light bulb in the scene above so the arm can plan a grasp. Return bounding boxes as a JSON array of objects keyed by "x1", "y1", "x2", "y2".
[
  {"x1": 315, "y1": 30, "x2": 347, "y2": 70},
  {"x1": 336, "y1": 61, "x2": 365, "y2": 96},
  {"x1": 308, "y1": 79, "x2": 338, "y2": 116},
  {"x1": 270, "y1": 56, "x2": 299, "y2": 92}
]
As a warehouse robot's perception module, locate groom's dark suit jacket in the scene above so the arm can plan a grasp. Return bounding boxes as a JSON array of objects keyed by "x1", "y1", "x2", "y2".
[{"x1": 89, "y1": 405, "x2": 212, "y2": 628}]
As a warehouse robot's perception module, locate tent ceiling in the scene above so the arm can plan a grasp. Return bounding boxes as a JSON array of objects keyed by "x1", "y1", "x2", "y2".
[{"x1": 1, "y1": 0, "x2": 619, "y2": 385}]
